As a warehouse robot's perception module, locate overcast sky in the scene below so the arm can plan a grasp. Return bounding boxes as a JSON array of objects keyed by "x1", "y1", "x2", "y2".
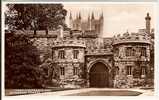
[{"x1": 64, "y1": 4, "x2": 155, "y2": 37}]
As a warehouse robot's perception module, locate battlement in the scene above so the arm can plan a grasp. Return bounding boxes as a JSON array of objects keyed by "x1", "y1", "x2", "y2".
[
  {"x1": 113, "y1": 32, "x2": 151, "y2": 45},
  {"x1": 52, "y1": 38, "x2": 86, "y2": 48},
  {"x1": 14, "y1": 30, "x2": 70, "y2": 38},
  {"x1": 86, "y1": 48, "x2": 113, "y2": 56},
  {"x1": 13, "y1": 30, "x2": 97, "y2": 38}
]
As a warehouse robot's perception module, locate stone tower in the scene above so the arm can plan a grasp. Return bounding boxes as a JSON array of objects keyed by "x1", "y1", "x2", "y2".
[{"x1": 145, "y1": 13, "x2": 151, "y2": 34}]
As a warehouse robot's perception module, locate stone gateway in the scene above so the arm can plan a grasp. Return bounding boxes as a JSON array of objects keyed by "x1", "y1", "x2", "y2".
[{"x1": 11, "y1": 13, "x2": 154, "y2": 88}]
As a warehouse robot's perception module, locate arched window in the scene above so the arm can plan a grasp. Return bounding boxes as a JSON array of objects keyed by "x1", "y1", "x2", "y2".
[{"x1": 58, "y1": 50, "x2": 65, "y2": 59}]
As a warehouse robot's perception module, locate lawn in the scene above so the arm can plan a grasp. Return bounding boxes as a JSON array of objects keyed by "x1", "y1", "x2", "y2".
[{"x1": 66, "y1": 90, "x2": 142, "y2": 96}]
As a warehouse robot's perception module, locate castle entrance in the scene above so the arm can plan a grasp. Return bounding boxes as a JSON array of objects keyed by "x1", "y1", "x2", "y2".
[{"x1": 89, "y1": 62, "x2": 109, "y2": 87}]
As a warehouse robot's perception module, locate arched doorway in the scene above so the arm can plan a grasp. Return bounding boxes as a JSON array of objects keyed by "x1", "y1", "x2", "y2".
[{"x1": 89, "y1": 62, "x2": 109, "y2": 87}]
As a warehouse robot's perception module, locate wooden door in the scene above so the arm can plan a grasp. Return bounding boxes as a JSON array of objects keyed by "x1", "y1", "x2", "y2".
[{"x1": 89, "y1": 62, "x2": 109, "y2": 87}]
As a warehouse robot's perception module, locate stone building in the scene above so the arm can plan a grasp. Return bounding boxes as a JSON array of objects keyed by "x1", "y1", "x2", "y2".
[{"x1": 13, "y1": 13, "x2": 154, "y2": 88}]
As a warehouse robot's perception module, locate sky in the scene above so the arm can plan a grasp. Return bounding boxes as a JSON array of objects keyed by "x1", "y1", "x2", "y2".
[
  {"x1": 3, "y1": 3, "x2": 156, "y2": 37},
  {"x1": 64, "y1": 4, "x2": 155, "y2": 37}
]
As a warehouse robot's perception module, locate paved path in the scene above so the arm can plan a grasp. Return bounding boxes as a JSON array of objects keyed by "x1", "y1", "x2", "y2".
[{"x1": 20, "y1": 88, "x2": 154, "y2": 96}]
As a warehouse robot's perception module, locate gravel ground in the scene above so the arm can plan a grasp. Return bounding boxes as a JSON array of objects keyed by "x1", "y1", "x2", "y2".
[
  {"x1": 5, "y1": 88, "x2": 154, "y2": 96},
  {"x1": 66, "y1": 90, "x2": 142, "y2": 96}
]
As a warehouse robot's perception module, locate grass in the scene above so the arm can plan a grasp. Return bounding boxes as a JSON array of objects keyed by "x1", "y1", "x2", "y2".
[{"x1": 66, "y1": 90, "x2": 142, "y2": 96}]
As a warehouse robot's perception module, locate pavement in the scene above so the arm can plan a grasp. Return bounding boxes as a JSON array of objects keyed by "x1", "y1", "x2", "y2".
[{"x1": 20, "y1": 88, "x2": 154, "y2": 96}]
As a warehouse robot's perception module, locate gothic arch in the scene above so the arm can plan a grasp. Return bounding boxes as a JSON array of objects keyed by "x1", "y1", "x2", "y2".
[{"x1": 87, "y1": 59, "x2": 111, "y2": 73}]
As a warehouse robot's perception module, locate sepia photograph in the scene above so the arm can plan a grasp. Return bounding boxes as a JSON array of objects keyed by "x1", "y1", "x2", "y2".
[{"x1": 2, "y1": 2, "x2": 156, "y2": 96}]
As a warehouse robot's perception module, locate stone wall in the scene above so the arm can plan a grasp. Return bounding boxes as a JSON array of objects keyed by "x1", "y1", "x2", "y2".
[{"x1": 113, "y1": 43, "x2": 151, "y2": 88}]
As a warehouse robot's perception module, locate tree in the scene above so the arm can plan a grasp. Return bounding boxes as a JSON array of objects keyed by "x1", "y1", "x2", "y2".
[
  {"x1": 5, "y1": 4, "x2": 68, "y2": 88},
  {"x1": 5, "y1": 32, "x2": 45, "y2": 89},
  {"x1": 5, "y1": 4, "x2": 67, "y2": 30}
]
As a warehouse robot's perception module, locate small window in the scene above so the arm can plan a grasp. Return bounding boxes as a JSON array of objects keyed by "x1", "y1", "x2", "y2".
[
  {"x1": 43, "y1": 68, "x2": 48, "y2": 76},
  {"x1": 60, "y1": 67, "x2": 65, "y2": 75},
  {"x1": 141, "y1": 47, "x2": 147, "y2": 57},
  {"x1": 141, "y1": 66, "x2": 146, "y2": 75},
  {"x1": 73, "y1": 50, "x2": 79, "y2": 59},
  {"x1": 126, "y1": 47, "x2": 132, "y2": 56},
  {"x1": 114, "y1": 48, "x2": 119, "y2": 56},
  {"x1": 126, "y1": 47, "x2": 135, "y2": 56},
  {"x1": 127, "y1": 66, "x2": 132, "y2": 75},
  {"x1": 52, "y1": 48, "x2": 54, "y2": 60},
  {"x1": 73, "y1": 67, "x2": 78, "y2": 75},
  {"x1": 115, "y1": 66, "x2": 119, "y2": 75},
  {"x1": 58, "y1": 50, "x2": 65, "y2": 59}
]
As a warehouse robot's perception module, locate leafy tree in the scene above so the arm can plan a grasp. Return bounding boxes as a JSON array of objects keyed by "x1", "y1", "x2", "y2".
[
  {"x1": 5, "y1": 4, "x2": 68, "y2": 88},
  {"x1": 5, "y1": 32, "x2": 46, "y2": 89},
  {"x1": 5, "y1": 4, "x2": 67, "y2": 30}
]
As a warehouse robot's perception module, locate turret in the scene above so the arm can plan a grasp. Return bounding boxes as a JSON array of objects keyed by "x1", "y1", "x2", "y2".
[
  {"x1": 91, "y1": 12, "x2": 95, "y2": 30},
  {"x1": 79, "y1": 12, "x2": 81, "y2": 20},
  {"x1": 69, "y1": 12, "x2": 73, "y2": 29},
  {"x1": 76, "y1": 13, "x2": 79, "y2": 20},
  {"x1": 145, "y1": 13, "x2": 151, "y2": 34},
  {"x1": 99, "y1": 12, "x2": 104, "y2": 37},
  {"x1": 69, "y1": 12, "x2": 72, "y2": 20},
  {"x1": 88, "y1": 14, "x2": 91, "y2": 30},
  {"x1": 75, "y1": 12, "x2": 82, "y2": 30},
  {"x1": 100, "y1": 12, "x2": 104, "y2": 20},
  {"x1": 91, "y1": 12, "x2": 95, "y2": 20}
]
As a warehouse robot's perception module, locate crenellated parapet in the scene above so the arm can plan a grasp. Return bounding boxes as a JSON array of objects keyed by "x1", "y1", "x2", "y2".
[
  {"x1": 52, "y1": 38, "x2": 86, "y2": 48},
  {"x1": 14, "y1": 30, "x2": 70, "y2": 38},
  {"x1": 86, "y1": 49, "x2": 113, "y2": 56},
  {"x1": 113, "y1": 32, "x2": 151, "y2": 45}
]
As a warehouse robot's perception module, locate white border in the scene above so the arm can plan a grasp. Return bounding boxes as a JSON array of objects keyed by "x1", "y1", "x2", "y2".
[{"x1": 1, "y1": 1, "x2": 159, "y2": 100}]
